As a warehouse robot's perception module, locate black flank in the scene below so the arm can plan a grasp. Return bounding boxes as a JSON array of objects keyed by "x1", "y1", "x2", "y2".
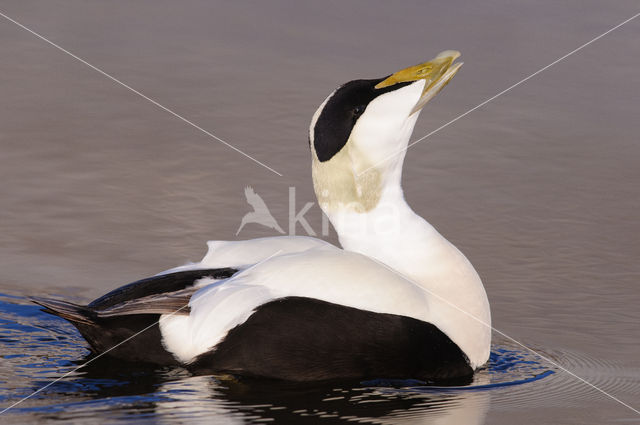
[{"x1": 190, "y1": 297, "x2": 473, "y2": 382}]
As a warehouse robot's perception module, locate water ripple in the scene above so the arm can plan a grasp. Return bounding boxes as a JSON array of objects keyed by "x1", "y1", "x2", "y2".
[{"x1": 1, "y1": 294, "x2": 638, "y2": 424}]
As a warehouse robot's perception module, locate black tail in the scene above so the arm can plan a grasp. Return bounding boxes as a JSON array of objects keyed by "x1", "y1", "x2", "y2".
[
  {"x1": 31, "y1": 296, "x2": 179, "y2": 365},
  {"x1": 28, "y1": 269, "x2": 239, "y2": 366},
  {"x1": 30, "y1": 296, "x2": 96, "y2": 325}
]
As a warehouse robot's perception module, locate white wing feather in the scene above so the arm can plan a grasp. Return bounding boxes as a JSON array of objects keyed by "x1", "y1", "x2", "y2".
[
  {"x1": 156, "y1": 235, "x2": 487, "y2": 368},
  {"x1": 160, "y1": 247, "x2": 432, "y2": 363},
  {"x1": 156, "y1": 236, "x2": 333, "y2": 275}
]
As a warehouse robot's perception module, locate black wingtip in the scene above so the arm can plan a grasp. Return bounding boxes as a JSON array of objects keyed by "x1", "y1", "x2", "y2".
[{"x1": 30, "y1": 296, "x2": 95, "y2": 325}]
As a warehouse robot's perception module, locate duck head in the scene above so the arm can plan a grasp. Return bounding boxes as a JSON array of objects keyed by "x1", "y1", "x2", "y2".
[{"x1": 309, "y1": 50, "x2": 462, "y2": 216}]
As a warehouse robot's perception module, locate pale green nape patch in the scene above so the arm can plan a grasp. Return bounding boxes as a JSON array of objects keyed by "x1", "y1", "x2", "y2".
[{"x1": 312, "y1": 138, "x2": 383, "y2": 214}]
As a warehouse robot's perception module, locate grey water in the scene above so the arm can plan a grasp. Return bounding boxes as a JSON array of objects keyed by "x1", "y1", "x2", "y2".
[{"x1": 1, "y1": 1, "x2": 639, "y2": 424}]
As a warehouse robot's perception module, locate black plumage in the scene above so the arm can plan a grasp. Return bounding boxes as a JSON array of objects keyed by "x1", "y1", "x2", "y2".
[
  {"x1": 31, "y1": 268, "x2": 238, "y2": 365},
  {"x1": 191, "y1": 297, "x2": 472, "y2": 382},
  {"x1": 312, "y1": 78, "x2": 411, "y2": 162}
]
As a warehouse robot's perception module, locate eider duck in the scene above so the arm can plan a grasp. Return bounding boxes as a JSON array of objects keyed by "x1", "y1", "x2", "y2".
[{"x1": 33, "y1": 50, "x2": 491, "y2": 383}]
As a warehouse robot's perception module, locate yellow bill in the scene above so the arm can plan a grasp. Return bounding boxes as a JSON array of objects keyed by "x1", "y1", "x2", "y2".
[{"x1": 375, "y1": 50, "x2": 463, "y2": 115}]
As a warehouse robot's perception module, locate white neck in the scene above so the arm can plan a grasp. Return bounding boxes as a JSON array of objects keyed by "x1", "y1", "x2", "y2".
[
  {"x1": 328, "y1": 180, "x2": 439, "y2": 283},
  {"x1": 324, "y1": 180, "x2": 492, "y2": 368}
]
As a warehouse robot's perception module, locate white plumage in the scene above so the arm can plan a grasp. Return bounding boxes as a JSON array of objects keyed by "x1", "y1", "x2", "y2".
[{"x1": 159, "y1": 237, "x2": 489, "y2": 368}]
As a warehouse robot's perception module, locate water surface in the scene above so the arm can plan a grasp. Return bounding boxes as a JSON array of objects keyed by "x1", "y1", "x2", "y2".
[{"x1": 1, "y1": 1, "x2": 639, "y2": 423}]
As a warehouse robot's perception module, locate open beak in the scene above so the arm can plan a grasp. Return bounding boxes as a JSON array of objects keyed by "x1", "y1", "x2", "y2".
[{"x1": 375, "y1": 50, "x2": 463, "y2": 115}]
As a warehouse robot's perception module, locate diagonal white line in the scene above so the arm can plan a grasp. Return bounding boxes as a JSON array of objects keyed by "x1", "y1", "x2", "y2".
[
  {"x1": 0, "y1": 249, "x2": 284, "y2": 415},
  {"x1": 2, "y1": 4, "x2": 639, "y2": 417},
  {"x1": 0, "y1": 10, "x2": 283, "y2": 177},
  {"x1": 358, "y1": 10, "x2": 640, "y2": 176},
  {"x1": 366, "y1": 255, "x2": 640, "y2": 416}
]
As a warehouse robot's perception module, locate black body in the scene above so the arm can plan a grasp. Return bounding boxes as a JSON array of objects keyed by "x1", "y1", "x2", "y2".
[
  {"x1": 33, "y1": 270, "x2": 473, "y2": 382},
  {"x1": 191, "y1": 297, "x2": 472, "y2": 382}
]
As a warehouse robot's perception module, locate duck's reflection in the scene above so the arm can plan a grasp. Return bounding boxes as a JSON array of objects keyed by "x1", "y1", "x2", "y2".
[
  {"x1": 153, "y1": 374, "x2": 490, "y2": 424},
  {"x1": 72, "y1": 357, "x2": 490, "y2": 424}
]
